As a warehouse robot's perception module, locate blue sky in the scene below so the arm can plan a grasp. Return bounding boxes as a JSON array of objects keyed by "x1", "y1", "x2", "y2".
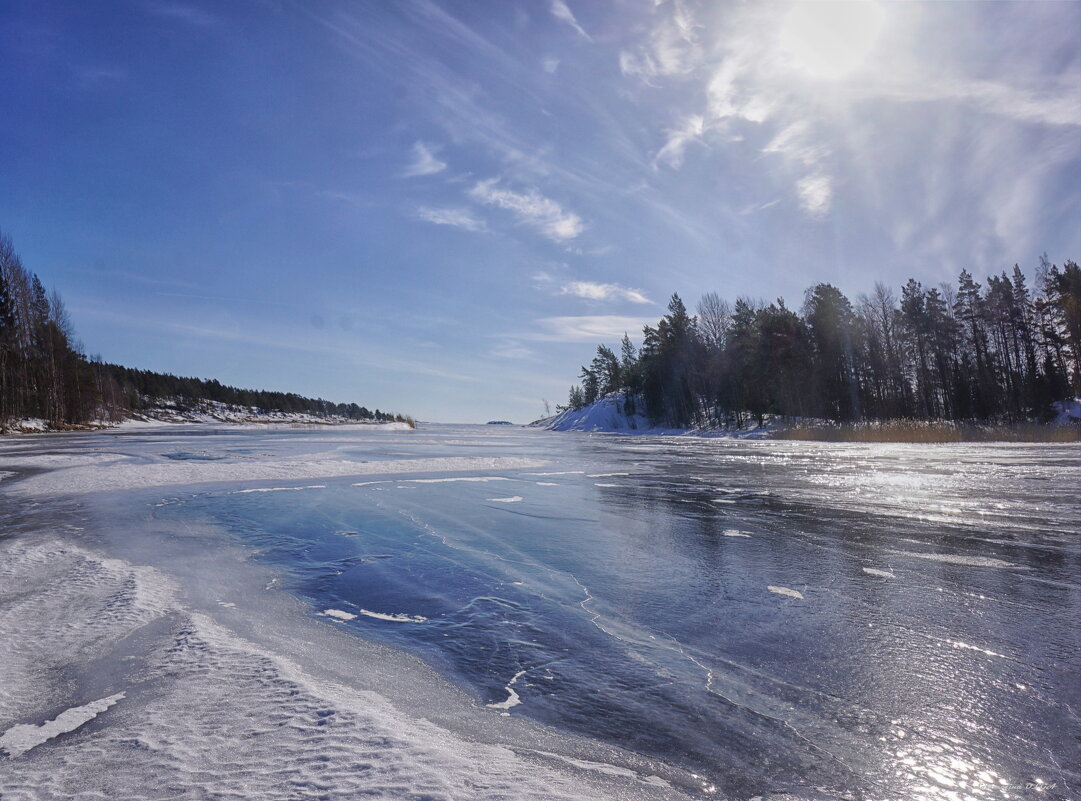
[{"x1": 1, "y1": 1, "x2": 1078, "y2": 423}]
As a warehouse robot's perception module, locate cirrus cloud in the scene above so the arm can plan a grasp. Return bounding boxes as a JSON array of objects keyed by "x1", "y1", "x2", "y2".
[
  {"x1": 560, "y1": 281, "x2": 652, "y2": 304},
  {"x1": 417, "y1": 206, "x2": 486, "y2": 232},
  {"x1": 469, "y1": 178, "x2": 585, "y2": 241}
]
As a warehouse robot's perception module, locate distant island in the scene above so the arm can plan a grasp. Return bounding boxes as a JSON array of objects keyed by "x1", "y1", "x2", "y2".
[
  {"x1": 486, "y1": 420, "x2": 514, "y2": 425},
  {"x1": 0, "y1": 231, "x2": 413, "y2": 433}
]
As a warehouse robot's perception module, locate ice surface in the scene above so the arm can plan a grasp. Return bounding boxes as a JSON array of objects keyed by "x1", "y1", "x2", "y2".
[
  {"x1": 235, "y1": 484, "x2": 327, "y2": 493},
  {"x1": 8, "y1": 455, "x2": 548, "y2": 497},
  {"x1": 0, "y1": 430, "x2": 685, "y2": 801},
  {"x1": 487, "y1": 496, "x2": 523, "y2": 503}
]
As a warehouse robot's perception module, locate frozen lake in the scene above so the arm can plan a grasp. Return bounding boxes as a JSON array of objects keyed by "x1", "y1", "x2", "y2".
[{"x1": 2, "y1": 424, "x2": 1079, "y2": 800}]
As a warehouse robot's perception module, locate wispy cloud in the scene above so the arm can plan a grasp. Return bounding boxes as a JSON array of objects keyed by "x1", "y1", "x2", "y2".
[
  {"x1": 145, "y1": 1, "x2": 218, "y2": 27},
  {"x1": 402, "y1": 141, "x2": 447, "y2": 177},
  {"x1": 525, "y1": 315, "x2": 655, "y2": 343},
  {"x1": 619, "y1": 0, "x2": 699, "y2": 81},
  {"x1": 654, "y1": 114, "x2": 705, "y2": 169},
  {"x1": 542, "y1": 56, "x2": 560, "y2": 74},
  {"x1": 489, "y1": 341, "x2": 536, "y2": 360},
  {"x1": 417, "y1": 206, "x2": 486, "y2": 232},
  {"x1": 550, "y1": 0, "x2": 591, "y2": 42},
  {"x1": 560, "y1": 281, "x2": 652, "y2": 304},
  {"x1": 796, "y1": 174, "x2": 832, "y2": 217},
  {"x1": 469, "y1": 179, "x2": 584, "y2": 241}
]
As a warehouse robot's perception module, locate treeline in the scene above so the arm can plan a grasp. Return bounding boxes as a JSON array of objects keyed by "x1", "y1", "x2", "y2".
[
  {"x1": 0, "y1": 231, "x2": 408, "y2": 428},
  {"x1": 566, "y1": 258, "x2": 1081, "y2": 428}
]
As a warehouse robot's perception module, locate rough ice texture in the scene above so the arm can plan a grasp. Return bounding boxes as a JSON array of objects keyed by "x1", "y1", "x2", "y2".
[
  {"x1": 8, "y1": 456, "x2": 549, "y2": 497},
  {"x1": 0, "y1": 535, "x2": 681, "y2": 801}
]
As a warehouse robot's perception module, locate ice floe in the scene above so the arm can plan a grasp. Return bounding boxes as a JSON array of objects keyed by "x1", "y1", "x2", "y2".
[
  {"x1": 896, "y1": 551, "x2": 1016, "y2": 569},
  {"x1": 862, "y1": 567, "x2": 896, "y2": 578},
  {"x1": 358, "y1": 609, "x2": 428, "y2": 623},
  {"x1": 0, "y1": 693, "x2": 125, "y2": 757},
  {"x1": 768, "y1": 585, "x2": 804, "y2": 600},
  {"x1": 321, "y1": 608, "x2": 358, "y2": 621}
]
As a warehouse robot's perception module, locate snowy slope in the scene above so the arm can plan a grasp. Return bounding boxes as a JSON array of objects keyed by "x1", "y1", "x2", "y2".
[{"x1": 540, "y1": 392, "x2": 778, "y2": 438}]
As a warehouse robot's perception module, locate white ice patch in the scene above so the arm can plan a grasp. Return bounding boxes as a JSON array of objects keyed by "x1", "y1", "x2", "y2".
[
  {"x1": 536, "y1": 482, "x2": 558, "y2": 486},
  {"x1": 896, "y1": 551, "x2": 1016, "y2": 569},
  {"x1": 722, "y1": 530, "x2": 750, "y2": 538},
  {"x1": 234, "y1": 485, "x2": 326, "y2": 494},
  {"x1": 408, "y1": 477, "x2": 510, "y2": 484},
  {"x1": 358, "y1": 609, "x2": 427, "y2": 623},
  {"x1": 587, "y1": 473, "x2": 630, "y2": 478},
  {"x1": 12, "y1": 456, "x2": 550, "y2": 497},
  {"x1": 0, "y1": 693, "x2": 125, "y2": 757},
  {"x1": 487, "y1": 496, "x2": 523, "y2": 503},
  {"x1": 594, "y1": 483, "x2": 621, "y2": 488},
  {"x1": 486, "y1": 669, "x2": 527, "y2": 711},
  {"x1": 528, "y1": 750, "x2": 673, "y2": 791},
  {"x1": 0, "y1": 470, "x2": 14, "y2": 482},
  {"x1": 862, "y1": 567, "x2": 895, "y2": 578},
  {"x1": 320, "y1": 609, "x2": 357, "y2": 621},
  {"x1": 522, "y1": 471, "x2": 585, "y2": 476},
  {"x1": 767, "y1": 585, "x2": 804, "y2": 600}
]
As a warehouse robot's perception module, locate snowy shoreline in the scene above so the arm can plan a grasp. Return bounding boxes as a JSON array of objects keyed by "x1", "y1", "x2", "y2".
[
  {"x1": 0, "y1": 429, "x2": 689, "y2": 800},
  {"x1": 538, "y1": 392, "x2": 1081, "y2": 442}
]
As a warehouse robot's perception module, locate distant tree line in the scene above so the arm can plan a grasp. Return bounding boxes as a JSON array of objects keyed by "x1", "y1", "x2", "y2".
[
  {"x1": 566, "y1": 259, "x2": 1081, "y2": 428},
  {"x1": 0, "y1": 230, "x2": 407, "y2": 428}
]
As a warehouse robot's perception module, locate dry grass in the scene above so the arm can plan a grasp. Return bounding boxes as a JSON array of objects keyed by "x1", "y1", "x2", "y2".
[{"x1": 773, "y1": 420, "x2": 1081, "y2": 443}]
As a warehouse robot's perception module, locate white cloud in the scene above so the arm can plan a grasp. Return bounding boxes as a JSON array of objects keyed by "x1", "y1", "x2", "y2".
[
  {"x1": 489, "y1": 341, "x2": 536, "y2": 360},
  {"x1": 856, "y1": 76, "x2": 1081, "y2": 128},
  {"x1": 550, "y1": 0, "x2": 591, "y2": 42},
  {"x1": 619, "y1": 0, "x2": 699, "y2": 81},
  {"x1": 542, "y1": 56, "x2": 560, "y2": 74},
  {"x1": 417, "y1": 206, "x2": 486, "y2": 232},
  {"x1": 402, "y1": 141, "x2": 447, "y2": 177},
  {"x1": 796, "y1": 174, "x2": 832, "y2": 217},
  {"x1": 762, "y1": 120, "x2": 825, "y2": 166},
  {"x1": 525, "y1": 315, "x2": 656, "y2": 343},
  {"x1": 654, "y1": 115, "x2": 705, "y2": 169},
  {"x1": 560, "y1": 281, "x2": 652, "y2": 304},
  {"x1": 469, "y1": 179, "x2": 584, "y2": 241}
]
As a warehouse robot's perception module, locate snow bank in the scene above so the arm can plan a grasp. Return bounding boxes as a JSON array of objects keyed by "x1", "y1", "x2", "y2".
[
  {"x1": 541, "y1": 392, "x2": 779, "y2": 438},
  {"x1": 1052, "y1": 398, "x2": 1081, "y2": 425}
]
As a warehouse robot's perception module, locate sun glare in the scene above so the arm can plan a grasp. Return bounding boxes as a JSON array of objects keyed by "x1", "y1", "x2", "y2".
[{"x1": 779, "y1": 1, "x2": 885, "y2": 80}]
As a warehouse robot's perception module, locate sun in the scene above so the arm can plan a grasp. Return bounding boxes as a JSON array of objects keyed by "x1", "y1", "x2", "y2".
[{"x1": 779, "y1": 1, "x2": 886, "y2": 80}]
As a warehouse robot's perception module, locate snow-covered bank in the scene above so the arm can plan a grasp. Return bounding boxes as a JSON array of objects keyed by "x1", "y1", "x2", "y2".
[
  {"x1": 542, "y1": 392, "x2": 1081, "y2": 441},
  {"x1": 539, "y1": 392, "x2": 780, "y2": 438},
  {"x1": 2, "y1": 399, "x2": 415, "y2": 435},
  {"x1": 0, "y1": 432, "x2": 689, "y2": 800}
]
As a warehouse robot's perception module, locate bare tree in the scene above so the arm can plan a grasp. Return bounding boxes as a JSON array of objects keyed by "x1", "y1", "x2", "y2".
[{"x1": 696, "y1": 292, "x2": 731, "y2": 351}]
